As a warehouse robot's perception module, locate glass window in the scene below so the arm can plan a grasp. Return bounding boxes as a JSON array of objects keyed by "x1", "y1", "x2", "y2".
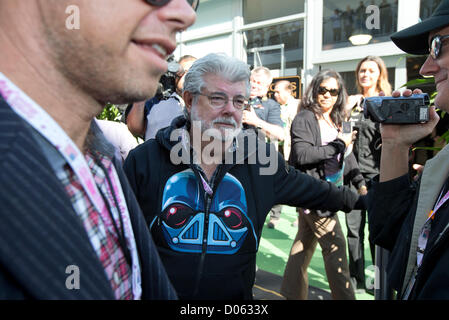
[
  {"x1": 243, "y1": 0, "x2": 305, "y2": 24},
  {"x1": 420, "y1": 0, "x2": 442, "y2": 20},
  {"x1": 243, "y1": 20, "x2": 304, "y2": 78},
  {"x1": 183, "y1": 35, "x2": 233, "y2": 59},
  {"x1": 322, "y1": 0, "x2": 398, "y2": 50},
  {"x1": 189, "y1": 0, "x2": 233, "y2": 30}
]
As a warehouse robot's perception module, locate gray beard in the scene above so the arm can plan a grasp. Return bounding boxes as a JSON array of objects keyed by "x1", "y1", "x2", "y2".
[{"x1": 190, "y1": 107, "x2": 242, "y2": 142}]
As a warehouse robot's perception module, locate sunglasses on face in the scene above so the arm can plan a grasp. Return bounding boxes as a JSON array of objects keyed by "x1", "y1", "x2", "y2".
[
  {"x1": 318, "y1": 86, "x2": 340, "y2": 97},
  {"x1": 144, "y1": 0, "x2": 199, "y2": 11},
  {"x1": 430, "y1": 34, "x2": 449, "y2": 60}
]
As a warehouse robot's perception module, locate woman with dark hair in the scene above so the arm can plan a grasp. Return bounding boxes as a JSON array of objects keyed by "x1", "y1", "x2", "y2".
[
  {"x1": 345, "y1": 56, "x2": 392, "y2": 293},
  {"x1": 280, "y1": 70, "x2": 365, "y2": 300}
]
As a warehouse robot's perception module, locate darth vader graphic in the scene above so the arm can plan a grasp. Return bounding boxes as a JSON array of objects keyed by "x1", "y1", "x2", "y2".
[{"x1": 152, "y1": 169, "x2": 256, "y2": 254}]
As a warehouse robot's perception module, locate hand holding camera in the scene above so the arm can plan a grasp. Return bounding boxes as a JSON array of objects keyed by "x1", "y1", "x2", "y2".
[
  {"x1": 242, "y1": 105, "x2": 261, "y2": 127},
  {"x1": 377, "y1": 89, "x2": 439, "y2": 149},
  {"x1": 378, "y1": 89, "x2": 439, "y2": 183},
  {"x1": 363, "y1": 92, "x2": 430, "y2": 124}
]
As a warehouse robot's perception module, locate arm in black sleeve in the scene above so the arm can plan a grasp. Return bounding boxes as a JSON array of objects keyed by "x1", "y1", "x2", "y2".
[
  {"x1": 289, "y1": 111, "x2": 346, "y2": 168},
  {"x1": 273, "y1": 151, "x2": 361, "y2": 213}
]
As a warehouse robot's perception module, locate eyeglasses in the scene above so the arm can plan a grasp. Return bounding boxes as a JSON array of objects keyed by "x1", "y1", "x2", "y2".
[
  {"x1": 144, "y1": 0, "x2": 199, "y2": 11},
  {"x1": 318, "y1": 86, "x2": 340, "y2": 97},
  {"x1": 195, "y1": 92, "x2": 248, "y2": 110},
  {"x1": 429, "y1": 34, "x2": 449, "y2": 60}
]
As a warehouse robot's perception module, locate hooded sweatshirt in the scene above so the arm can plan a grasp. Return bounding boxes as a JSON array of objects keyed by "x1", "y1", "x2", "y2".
[{"x1": 124, "y1": 116, "x2": 362, "y2": 300}]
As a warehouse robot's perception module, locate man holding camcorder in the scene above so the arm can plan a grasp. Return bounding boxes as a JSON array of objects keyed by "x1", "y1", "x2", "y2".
[{"x1": 368, "y1": 0, "x2": 449, "y2": 299}]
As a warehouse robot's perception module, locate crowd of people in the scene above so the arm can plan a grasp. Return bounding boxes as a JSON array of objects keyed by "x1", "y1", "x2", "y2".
[{"x1": 0, "y1": 0, "x2": 449, "y2": 301}]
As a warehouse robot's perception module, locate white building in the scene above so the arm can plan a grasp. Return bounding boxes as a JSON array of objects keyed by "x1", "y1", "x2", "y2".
[{"x1": 176, "y1": 0, "x2": 440, "y2": 95}]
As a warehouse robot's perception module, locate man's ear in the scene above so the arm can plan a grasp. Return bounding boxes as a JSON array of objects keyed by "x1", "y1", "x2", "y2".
[{"x1": 183, "y1": 91, "x2": 193, "y2": 113}]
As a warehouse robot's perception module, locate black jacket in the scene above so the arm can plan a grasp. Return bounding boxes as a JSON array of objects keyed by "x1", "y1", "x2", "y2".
[
  {"x1": 289, "y1": 109, "x2": 365, "y2": 217},
  {"x1": 348, "y1": 104, "x2": 381, "y2": 177},
  {"x1": 124, "y1": 116, "x2": 363, "y2": 300},
  {"x1": 0, "y1": 97, "x2": 176, "y2": 299},
  {"x1": 369, "y1": 173, "x2": 449, "y2": 299}
]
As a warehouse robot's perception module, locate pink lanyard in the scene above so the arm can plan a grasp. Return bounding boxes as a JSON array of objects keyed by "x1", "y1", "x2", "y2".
[
  {"x1": 427, "y1": 185, "x2": 449, "y2": 222},
  {"x1": 0, "y1": 72, "x2": 141, "y2": 299}
]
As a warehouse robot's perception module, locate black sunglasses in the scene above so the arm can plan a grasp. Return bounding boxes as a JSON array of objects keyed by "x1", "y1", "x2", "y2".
[
  {"x1": 318, "y1": 86, "x2": 340, "y2": 97},
  {"x1": 430, "y1": 34, "x2": 449, "y2": 60},
  {"x1": 144, "y1": 0, "x2": 199, "y2": 11}
]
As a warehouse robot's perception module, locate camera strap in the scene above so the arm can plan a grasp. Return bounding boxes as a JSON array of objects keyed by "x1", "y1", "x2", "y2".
[
  {"x1": 415, "y1": 179, "x2": 449, "y2": 266},
  {"x1": 403, "y1": 180, "x2": 449, "y2": 299},
  {"x1": 427, "y1": 178, "x2": 449, "y2": 221}
]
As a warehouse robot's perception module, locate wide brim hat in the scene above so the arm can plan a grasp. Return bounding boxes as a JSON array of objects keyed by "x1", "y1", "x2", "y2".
[{"x1": 391, "y1": 0, "x2": 449, "y2": 55}]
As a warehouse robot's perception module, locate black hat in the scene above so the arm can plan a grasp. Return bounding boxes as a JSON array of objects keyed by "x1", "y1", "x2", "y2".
[{"x1": 391, "y1": 0, "x2": 449, "y2": 55}]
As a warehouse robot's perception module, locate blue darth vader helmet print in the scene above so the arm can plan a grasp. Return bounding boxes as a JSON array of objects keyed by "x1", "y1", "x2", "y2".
[{"x1": 157, "y1": 169, "x2": 256, "y2": 255}]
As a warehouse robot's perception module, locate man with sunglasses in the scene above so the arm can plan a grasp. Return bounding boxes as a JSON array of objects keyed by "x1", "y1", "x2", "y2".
[
  {"x1": 0, "y1": 0, "x2": 196, "y2": 299},
  {"x1": 367, "y1": 0, "x2": 449, "y2": 299},
  {"x1": 124, "y1": 53, "x2": 366, "y2": 300}
]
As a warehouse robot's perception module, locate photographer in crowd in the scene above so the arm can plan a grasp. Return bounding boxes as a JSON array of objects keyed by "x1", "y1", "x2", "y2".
[
  {"x1": 243, "y1": 66, "x2": 285, "y2": 141},
  {"x1": 243, "y1": 67, "x2": 286, "y2": 229},
  {"x1": 368, "y1": 0, "x2": 449, "y2": 299},
  {"x1": 127, "y1": 55, "x2": 196, "y2": 140}
]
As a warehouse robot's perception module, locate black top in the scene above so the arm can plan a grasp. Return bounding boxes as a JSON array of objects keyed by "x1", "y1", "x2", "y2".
[
  {"x1": 348, "y1": 106, "x2": 381, "y2": 177},
  {"x1": 124, "y1": 116, "x2": 363, "y2": 299},
  {"x1": 369, "y1": 173, "x2": 449, "y2": 299}
]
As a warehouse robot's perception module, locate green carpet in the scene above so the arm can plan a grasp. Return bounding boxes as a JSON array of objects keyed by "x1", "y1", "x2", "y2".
[{"x1": 256, "y1": 206, "x2": 374, "y2": 300}]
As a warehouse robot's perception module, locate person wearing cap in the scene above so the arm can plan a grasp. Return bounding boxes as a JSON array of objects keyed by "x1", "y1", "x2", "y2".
[{"x1": 368, "y1": 0, "x2": 449, "y2": 299}]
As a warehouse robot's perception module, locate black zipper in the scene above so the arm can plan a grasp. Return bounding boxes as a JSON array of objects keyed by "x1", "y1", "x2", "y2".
[
  {"x1": 192, "y1": 181, "x2": 213, "y2": 298},
  {"x1": 191, "y1": 165, "x2": 230, "y2": 298}
]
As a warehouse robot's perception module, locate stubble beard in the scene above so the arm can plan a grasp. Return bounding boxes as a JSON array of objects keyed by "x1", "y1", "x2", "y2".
[{"x1": 39, "y1": 17, "x2": 158, "y2": 107}]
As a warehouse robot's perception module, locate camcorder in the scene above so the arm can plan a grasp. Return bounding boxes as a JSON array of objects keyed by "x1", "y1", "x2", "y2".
[
  {"x1": 156, "y1": 55, "x2": 183, "y2": 100},
  {"x1": 363, "y1": 93, "x2": 430, "y2": 124}
]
